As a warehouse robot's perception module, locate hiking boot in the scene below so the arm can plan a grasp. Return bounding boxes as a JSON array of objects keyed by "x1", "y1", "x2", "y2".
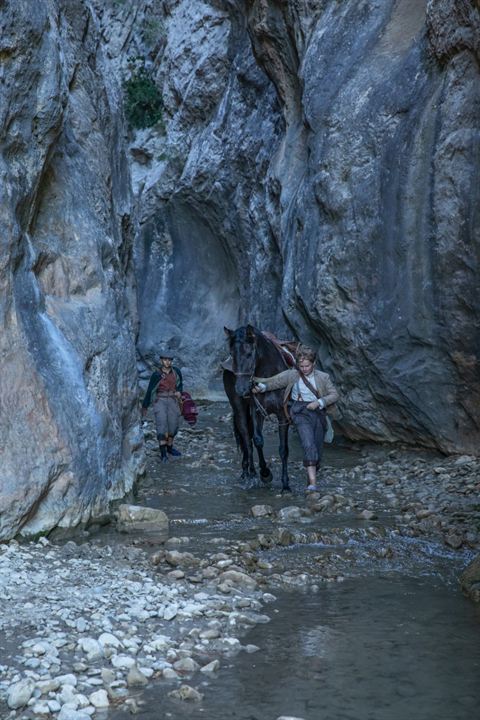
[
  {"x1": 306, "y1": 484, "x2": 319, "y2": 493},
  {"x1": 159, "y1": 445, "x2": 168, "y2": 463},
  {"x1": 167, "y1": 446, "x2": 182, "y2": 457}
]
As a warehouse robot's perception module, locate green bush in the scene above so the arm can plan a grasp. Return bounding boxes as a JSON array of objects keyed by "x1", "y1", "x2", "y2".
[
  {"x1": 143, "y1": 18, "x2": 166, "y2": 46},
  {"x1": 123, "y1": 63, "x2": 164, "y2": 130}
]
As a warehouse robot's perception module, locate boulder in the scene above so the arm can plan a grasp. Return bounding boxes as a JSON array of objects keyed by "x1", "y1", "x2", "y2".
[
  {"x1": 460, "y1": 555, "x2": 480, "y2": 603},
  {"x1": 116, "y1": 504, "x2": 169, "y2": 538}
]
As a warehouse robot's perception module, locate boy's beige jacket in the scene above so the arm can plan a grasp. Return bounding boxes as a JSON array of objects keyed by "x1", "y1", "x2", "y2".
[{"x1": 254, "y1": 368, "x2": 339, "y2": 410}]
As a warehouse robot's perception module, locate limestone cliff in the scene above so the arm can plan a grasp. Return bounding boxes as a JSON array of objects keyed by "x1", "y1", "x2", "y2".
[
  {"x1": 0, "y1": 0, "x2": 142, "y2": 540},
  {"x1": 102, "y1": 0, "x2": 479, "y2": 453}
]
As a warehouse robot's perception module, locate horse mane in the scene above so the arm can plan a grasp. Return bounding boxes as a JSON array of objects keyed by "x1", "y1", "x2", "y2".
[{"x1": 251, "y1": 326, "x2": 289, "y2": 373}]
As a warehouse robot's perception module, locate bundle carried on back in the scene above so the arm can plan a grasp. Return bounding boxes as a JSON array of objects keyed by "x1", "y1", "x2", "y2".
[{"x1": 180, "y1": 392, "x2": 198, "y2": 426}]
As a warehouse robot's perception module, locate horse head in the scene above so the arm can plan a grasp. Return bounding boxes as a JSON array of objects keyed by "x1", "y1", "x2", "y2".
[{"x1": 224, "y1": 324, "x2": 257, "y2": 398}]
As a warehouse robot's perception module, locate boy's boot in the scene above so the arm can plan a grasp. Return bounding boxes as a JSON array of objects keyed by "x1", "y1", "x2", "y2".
[
  {"x1": 167, "y1": 445, "x2": 181, "y2": 457},
  {"x1": 159, "y1": 444, "x2": 168, "y2": 463}
]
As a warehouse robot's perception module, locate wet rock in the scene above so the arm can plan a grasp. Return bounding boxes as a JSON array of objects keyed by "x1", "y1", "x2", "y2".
[
  {"x1": 460, "y1": 555, "x2": 480, "y2": 602},
  {"x1": 173, "y1": 657, "x2": 200, "y2": 673},
  {"x1": 358, "y1": 510, "x2": 378, "y2": 521},
  {"x1": 165, "y1": 550, "x2": 200, "y2": 567},
  {"x1": 58, "y1": 708, "x2": 91, "y2": 720},
  {"x1": 220, "y1": 570, "x2": 257, "y2": 590},
  {"x1": 277, "y1": 506, "x2": 303, "y2": 521},
  {"x1": 309, "y1": 494, "x2": 335, "y2": 512},
  {"x1": 127, "y1": 665, "x2": 148, "y2": 687},
  {"x1": 116, "y1": 505, "x2": 169, "y2": 538},
  {"x1": 272, "y1": 528, "x2": 295, "y2": 546},
  {"x1": 169, "y1": 569, "x2": 186, "y2": 579},
  {"x1": 444, "y1": 533, "x2": 463, "y2": 549},
  {"x1": 168, "y1": 684, "x2": 203, "y2": 702},
  {"x1": 200, "y1": 659, "x2": 220, "y2": 673},
  {"x1": 111, "y1": 654, "x2": 136, "y2": 670},
  {"x1": 251, "y1": 505, "x2": 274, "y2": 518},
  {"x1": 199, "y1": 628, "x2": 221, "y2": 640}
]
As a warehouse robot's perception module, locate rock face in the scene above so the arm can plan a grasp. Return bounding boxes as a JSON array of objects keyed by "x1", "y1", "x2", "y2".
[
  {"x1": 1, "y1": 0, "x2": 479, "y2": 538},
  {"x1": 102, "y1": 0, "x2": 479, "y2": 453},
  {"x1": 0, "y1": 1, "x2": 143, "y2": 540}
]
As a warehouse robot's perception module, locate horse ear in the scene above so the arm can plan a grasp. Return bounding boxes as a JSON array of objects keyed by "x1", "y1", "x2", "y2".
[
  {"x1": 246, "y1": 324, "x2": 255, "y2": 339},
  {"x1": 224, "y1": 326, "x2": 233, "y2": 337}
]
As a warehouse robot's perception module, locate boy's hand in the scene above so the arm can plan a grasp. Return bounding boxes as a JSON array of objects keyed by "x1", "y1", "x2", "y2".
[{"x1": 252, "y1": 383, "x2": 266, "y2": 394}]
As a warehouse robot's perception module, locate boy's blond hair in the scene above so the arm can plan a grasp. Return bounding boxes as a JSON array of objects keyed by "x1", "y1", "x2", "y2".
[{"x1": 296, "y1": 345, "x2": 316, "y2": 363}]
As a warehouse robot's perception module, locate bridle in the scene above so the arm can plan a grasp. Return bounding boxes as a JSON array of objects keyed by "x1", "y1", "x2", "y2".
[{"x1": 231, "y1": 340, "x2": 290, "y2": 426}]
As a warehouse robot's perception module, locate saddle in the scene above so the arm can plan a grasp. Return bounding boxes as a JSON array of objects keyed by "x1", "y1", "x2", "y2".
[{"x1": 261, "y1": 331, "x2": 299, "y2": 368}]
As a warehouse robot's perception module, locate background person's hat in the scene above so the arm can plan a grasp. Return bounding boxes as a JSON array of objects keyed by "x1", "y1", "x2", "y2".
[{"x1": 158, "y1": 348, "x2": 175, "y2": 360}]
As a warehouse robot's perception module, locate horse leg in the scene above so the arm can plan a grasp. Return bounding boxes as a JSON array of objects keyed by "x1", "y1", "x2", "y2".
[
  {"x1": 252, "y1": 411, "x2": 272, "y2": 484},
  {"x1": 278, "y1": 420, "x2": 291, "y2": 493},
  {"x1": 236, "y1": 408, "x2": 257, "y2": 488},
  {"x1": 233, "y1": 416, "x2": 250, "y2": 481}
]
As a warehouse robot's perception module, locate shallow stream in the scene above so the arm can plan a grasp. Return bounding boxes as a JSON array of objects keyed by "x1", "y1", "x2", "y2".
[{"x1": 109, "y1": 403, "x2": 480, "y2": 720}]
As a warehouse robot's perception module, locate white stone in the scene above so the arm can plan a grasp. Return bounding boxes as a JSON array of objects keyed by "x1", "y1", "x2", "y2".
[
  {"x1": 32, "y1": 701, "x2": 51, "y2": 714},
  {"x1": 200, "y1": 659, "x2": 220, "y2": 673},
  {"x1": 111, "y1": 654, "x2": 136, "y2": 669},
  {"x1": 58, "y1": 707, "x2": 91, "y2": 720},
  {"x1": 56, "y1": 673, "x2": 78, "y2": 687},
  {"x1": 126, "y1": 665, "x2": 148, "y2": 687},
  {"x1": 78, "y1": 638, "x2": 103, "y2": 661},
  {"x1": 173, "y1": 657, "x2": 199, "y2": 673},
  {"x1": 7, "y1": 678, "x2": 35, "y2": 709},
  {"x1": 89, "y1": 689, "x2": 109, "y2": 708},
  {"x1": 37, "y1": 677, "x2": 61, "y2": 694},
  {"x1": 59, "y1": 686, "x2": 79, "y2": 707},
  {"x1": 163, "y1": 604, "x2": 179, "y2": 620}
]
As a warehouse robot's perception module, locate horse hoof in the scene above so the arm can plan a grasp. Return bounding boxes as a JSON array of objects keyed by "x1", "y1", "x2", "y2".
[
  {"x1": 281, "y1": 485, "x2": 292, "y2": 494},
  {"x1": 260, "y1": 470, "x2": 273, "y2": 485}
]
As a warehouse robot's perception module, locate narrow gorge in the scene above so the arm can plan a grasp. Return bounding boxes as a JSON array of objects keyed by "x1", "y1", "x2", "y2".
[{"x1": 0, "y1": 0, "x2": 479, "y2": 560}]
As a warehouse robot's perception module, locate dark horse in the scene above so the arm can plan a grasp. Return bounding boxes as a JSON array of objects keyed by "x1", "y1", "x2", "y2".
[{"x1": 223, "y1": 325, "x2": 291, "y2": 492}]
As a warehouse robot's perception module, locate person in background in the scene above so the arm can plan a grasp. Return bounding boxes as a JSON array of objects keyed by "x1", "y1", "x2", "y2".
[
  {"x1": 142, "y1": 350, "x2": 183, "y2": 462},
  {"x1": 253, "y1": 345, "x2": 338, "y2": 492}
]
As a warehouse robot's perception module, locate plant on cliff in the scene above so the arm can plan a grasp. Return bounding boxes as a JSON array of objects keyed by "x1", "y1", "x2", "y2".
[
  {"x1": 123, "y1": 59, "x2": 164, "y2": 130},
  {"x1": 143, "y1": 17, "x2": 166, "y2": 46}
]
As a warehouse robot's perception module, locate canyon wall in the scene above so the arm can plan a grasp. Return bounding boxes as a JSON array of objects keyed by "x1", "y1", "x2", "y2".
[
  {"x1": 0, "y1": 0, "x2": 143, "y2": 540},
  {"x1": 103, "y1": 0, "x2": 480, "y2": 452},
  {"x1": 0, "y1": 0, "x2": 478, "y2": 538}
]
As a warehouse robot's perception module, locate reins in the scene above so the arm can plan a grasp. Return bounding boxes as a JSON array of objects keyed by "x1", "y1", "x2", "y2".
[
  {"x1": 253, "y1": 392, "x2": 290, "y2": 426},
  {"x1": 231, "y1": 334, "x2": 291, "y2": 427}
]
